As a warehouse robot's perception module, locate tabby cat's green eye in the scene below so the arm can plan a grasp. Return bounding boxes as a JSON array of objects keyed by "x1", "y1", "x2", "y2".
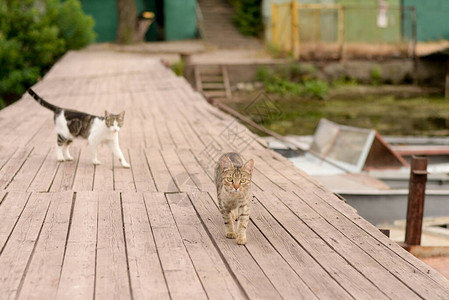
[
  {"x1": 241, "y1": 178, "x2": 246, "y2": 183},
  {"x1": 226, "y1": 177, "x2": 233, "y2": 182}
]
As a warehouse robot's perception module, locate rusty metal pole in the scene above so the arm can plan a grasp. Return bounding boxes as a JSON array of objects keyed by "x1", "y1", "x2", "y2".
[
  {"x1": 405, "y1": 156, "x2": 428, "y2": 246},
  {"x1": 445, "y1": 54, "x2": 449, "y2": 99}
]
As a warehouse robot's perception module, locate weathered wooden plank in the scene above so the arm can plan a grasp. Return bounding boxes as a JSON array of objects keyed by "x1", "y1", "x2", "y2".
[
  {"x1": 143, "y1": 192, "x2": 207, "y2": 300},
  {"x1": 24, "y1": 119, "x2": 55, "y2": 148},
  {"x1": 166, "y1": 193, "x2": 247, "y2": 299},
  {"x1": 176, "y1": 149, "x2": 216, "y2": 196},
  {"x1": 95, "y1": 191, "x2": 131, "y2": 299},
  {"x1": 0, "y1": 192, "x2": 30, "y2": 252},
  {"x1": 92, "y1": 152, "x2": 113, "y2": 191},
  {"x1": 7, "y1": 148, "x2": 49, "y2": 192},
  {"x1": 19, "y1": 191, "x2": 73, "y2": 299},
  {"x1": 243, "y1": 219, "x2": 318, "y2": 299},
  {"x1": 144, "y1": 149, "x2": 177, "y2": 192},
  {"x1": 0, "y1": 189, "x2": 7, "y2": 205},
  {"x1": 160, "y1": 149, "x2": 192, "y2": 193},
  {"x1": 287, "y1": 189, "x2": 449, "y2": 299},
  {"x1": 253, "y1": 190, "x2": 388, "y2": 299},
  {"x1": 57, "y1": 191, "x2": 98, "y2": 300},
  {"x1": 249, "y1": 195, "x2": 352, "y2": 299},
  {"x1": 190, "y1": 192, "x2": 282, "y2": 299},
  {"x1": 72, "y1": 149, "x2": 95, "y2": 191},
  {"x1": 121, "y1": 192, "x2": 170, "y2": 300},
  {"x1": 27, "y1": 150, "x2": 59, "y2": 193},
  {"x1": 0, "y1": 146, "x2": 17, "y2": 171},
  {"x1": 113, "y1": 149, "x2": 135, "y2": 191},
  {"x1": 165, "y1": 120, "x2": 190, "y2": 149},
  {"x1": 176, "y1": 120, "x2": 205, "y2": 149},
  {"x1": 49, "y1": 150, "x2": 80, "y2": 192},
  {"x1": 128, "y1": 148, "x2": 157, "y2": 192},
  {"x1": 0, "y1": 147, "x2": 33, "y2": 190},
  {"x1": 0, "y1": 192, "x2": 52, "y2": 300},
  {"x1": 140, "y1": 109, "x2": 160, "y2": 149}
]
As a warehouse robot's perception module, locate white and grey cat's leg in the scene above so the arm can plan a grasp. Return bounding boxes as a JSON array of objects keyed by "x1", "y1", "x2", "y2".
[
  {"x1": 56, "y1": 133, "x2": 67, "y2": 161},
  {"x1": 88, "y1": 139, "x2": 101, "y2": 165},
  {"x1": 107, "y1": 136, "x2": 130, "y2": 168},
  {"x1": 56, "y1": 144, "x2": 65, "y2": 161},
  {"x1": 62, "y1": 140, "x2": 74, "y2": 161},
  {"x1": 237, "y1": 204, "x2": 250, "y2": 245}
]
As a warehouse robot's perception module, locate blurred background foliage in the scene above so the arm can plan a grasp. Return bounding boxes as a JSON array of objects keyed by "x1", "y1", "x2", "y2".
[
  {"x1": 229, "y1": 0, "x2": 263, "y2": 37},
  {"x1": 0, "y1": 0, "x2": 96, "y2": 109}
]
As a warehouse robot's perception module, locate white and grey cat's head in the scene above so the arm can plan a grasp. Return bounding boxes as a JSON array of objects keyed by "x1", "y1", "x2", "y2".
[
  {"x1": 104, "y1": 110, "x2": 125, "y2": 133},
  {"x1": 219, "y1": 153, "x2": 254, "y2": 193}
]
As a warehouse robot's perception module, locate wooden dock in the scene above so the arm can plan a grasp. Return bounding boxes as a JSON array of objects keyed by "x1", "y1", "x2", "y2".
[{"x1": 0, "y1": 50, "x2": 448, "y2": 299}]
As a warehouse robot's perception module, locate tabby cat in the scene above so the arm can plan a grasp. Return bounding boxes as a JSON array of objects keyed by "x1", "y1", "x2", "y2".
[
  {"x1": 215, "y1": 152, "x2": 254, "y2": 245},
  {"x1": 27, "y1": 88, "x2": 130, "y2": 168}
]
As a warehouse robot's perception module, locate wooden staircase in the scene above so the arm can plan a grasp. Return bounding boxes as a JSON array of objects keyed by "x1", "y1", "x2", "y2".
[
  {"x1": 194, "y1": 65, "x2": 232, "y2": 101},
  {"x1": 197, "y1": 0, "x2": 261, "y2": 49}
]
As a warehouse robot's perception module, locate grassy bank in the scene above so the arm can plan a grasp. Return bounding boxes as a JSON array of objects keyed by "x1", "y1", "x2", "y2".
[{"x1": 230, "y1": 92, "x2": 449, "y2": 136}]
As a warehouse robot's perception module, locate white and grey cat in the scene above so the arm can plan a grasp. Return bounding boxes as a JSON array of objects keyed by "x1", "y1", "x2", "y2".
[
  {"x1": 215, "y1": 152, "x2": 254, "y2": 245},
  {"x1": 27, "y1": 88, "x2": 130, "y2": 168}
]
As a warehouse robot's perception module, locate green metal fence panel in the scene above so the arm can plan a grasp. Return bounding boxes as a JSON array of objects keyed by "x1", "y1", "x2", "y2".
[
  {"x1": 336, "y1": 0, "x2": 401, "y2": 43},
  {"x1": 403, "y1": 0, "x2": 449, "y2": 41},
  {"x1": 164, "y1": 0, "x2": 197, "y2": 41}
]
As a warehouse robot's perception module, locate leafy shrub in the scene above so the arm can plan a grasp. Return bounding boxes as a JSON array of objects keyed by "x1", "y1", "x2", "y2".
[
  {"x1": 0, "y1": 0, "x2": 95, "y2": 108},
  {"x1": 256, "y1": 65, "x2": 328, "y2": 99},
  {"x1": 302, "y1": 79, "x2": 328, "y2": 99},
  {"x1": 45, "y1": 0, "x2": 96, "y2": 50},
  {"x1": 170, "y1": 59, "x2": 185, "y2": 76},
  {"x1": 230, "y1": 0, "x2": 263, "y2": 37}
]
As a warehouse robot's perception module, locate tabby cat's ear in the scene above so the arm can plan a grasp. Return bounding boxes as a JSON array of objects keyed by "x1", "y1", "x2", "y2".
[
  {"x1": 105, "y1": 110, "x2": 109, "y2": 118},
  {"x1": 243, "y1": 159, "x2": 254, "y2": 174},
  {"x1": 221, "y1": 156, "x2": 234, "y2": 171},
  {"x1": 119, "y1": 111, "x2": 125, "y2": 119}
]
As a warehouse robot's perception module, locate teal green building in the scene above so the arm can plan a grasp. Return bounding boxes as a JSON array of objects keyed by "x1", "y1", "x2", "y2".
[
  {"x1": 402, "y1": 0, "x2": 449, "y2": 41},
  {"x1": 79, "y1": 0, "x2": 198, "y2": 42}
]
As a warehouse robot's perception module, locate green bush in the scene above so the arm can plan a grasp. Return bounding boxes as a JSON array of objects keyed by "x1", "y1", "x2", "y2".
[
  {"x1": 230, "y1": 0, "x2": 263, "y2": 37},
  {"x1": 256, "y1": 65, "x2": 328, "y2": 99},
  {"x1": 0, "y1": 0, "x2": 95, "y2": 108}
]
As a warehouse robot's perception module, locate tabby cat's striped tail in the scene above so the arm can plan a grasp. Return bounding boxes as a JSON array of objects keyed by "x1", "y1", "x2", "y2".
[{"x1": 27, "y1": 88, "x2": 59, "y2": 112}]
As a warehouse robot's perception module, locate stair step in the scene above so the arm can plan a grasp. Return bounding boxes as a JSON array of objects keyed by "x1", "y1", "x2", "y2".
[
  {"x1": 200, "y1": 75, "x2": 223, "y2": 82},
  {"x1": 202, "y1": 83, "x2": 225, "y2": 89},
  {"x1": 203, "y1": 91, "x2": 227, "y2": 97},
  {"x1": 199, "y1": 68, "x2": 221, "y2": 75}
]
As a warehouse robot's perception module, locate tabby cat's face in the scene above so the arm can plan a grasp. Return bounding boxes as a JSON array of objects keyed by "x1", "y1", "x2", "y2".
[
  {"x1": 221, "y1": 158, "x2": 254, "y2": 193},
  {"x1": 105, "y1": 110, "x2": 125, "y2": 132}
]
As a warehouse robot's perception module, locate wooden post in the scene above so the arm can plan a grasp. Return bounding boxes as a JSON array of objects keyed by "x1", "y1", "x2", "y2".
[
  {"x1": 271, "y1": 4, "x2": 278, "y2": 47},
  {"x1": 291, "y1": 1, "x2": 300, "y2": 59},
  {"x1": 338, "y1": 5, "x2": 344, "y2": 60},
  {"x1": 405, "y1": 156, "x2": 428, "y2": 246},
  {"x1": 445, "y1": 55, "x2": 449, "y2": 99}
]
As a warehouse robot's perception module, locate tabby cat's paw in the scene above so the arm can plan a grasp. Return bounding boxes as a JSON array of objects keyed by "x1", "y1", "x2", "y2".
[
  {"x1": 226, "y1": 232, "x2": 237, "y2": 239},
  {"x1": 65, "y1": 155, "x2": 74, "y2": 161},
  {"x1": 92, "y1": 159, "x2": 101, "y2": 165},
  {"x1": 57, "y1": 158, "x2": 65, "y2": 162},
  {"x1": 121, "y1": 161, "x2": 130, "y2": 168},
  {"x1": 237, "y1": 236, "x2": 247, "y2": 245}
]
